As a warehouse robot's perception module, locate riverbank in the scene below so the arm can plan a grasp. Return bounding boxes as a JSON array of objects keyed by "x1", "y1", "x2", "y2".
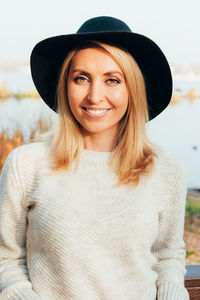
[
  {"x1": 185, "y1": 188, "x2": 200, "y2": 265},
  {"x1": 187, "y1": 188, "x2": 200, "y2": 197}
]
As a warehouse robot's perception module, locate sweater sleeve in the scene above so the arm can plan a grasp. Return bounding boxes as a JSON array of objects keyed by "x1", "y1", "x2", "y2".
[
  {"x1": 0, "y1": 148, "x2": 40, "y2": 299},
  {"x1": 151, "y1": 161, "x2": 189, "y2": 300}
]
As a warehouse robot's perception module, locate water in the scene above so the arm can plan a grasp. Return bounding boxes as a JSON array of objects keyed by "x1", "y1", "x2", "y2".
[
  {"x1": 146, "y1": 99, "x2": 200, "y2": 188},
  {"x1": 0, "y1": 97, "x2": 57, "y2": 142},
  {"x1": 0, "y1": 71, "x2": 200, "y2": 188},
  {"x1": 0, "y1": 70, "x2": 35, "y2": 92},
  {"x1": 173, "y1": 79, "x2": 200, "y2": 94}
]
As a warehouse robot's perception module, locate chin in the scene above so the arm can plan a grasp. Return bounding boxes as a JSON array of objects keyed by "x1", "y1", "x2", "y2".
[{"x1": 81, "y1": 126, "x2": 111, "y2": 135}]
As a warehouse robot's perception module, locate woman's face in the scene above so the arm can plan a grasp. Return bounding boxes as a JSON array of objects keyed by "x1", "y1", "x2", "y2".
[{"x1": 67, "y1": 47, "x2": 129, "y2": 139}]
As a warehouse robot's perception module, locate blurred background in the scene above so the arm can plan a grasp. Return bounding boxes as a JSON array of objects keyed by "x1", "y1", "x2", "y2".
[{"x1": 0, "y1": 0, "x2": 199, "y2": 264}]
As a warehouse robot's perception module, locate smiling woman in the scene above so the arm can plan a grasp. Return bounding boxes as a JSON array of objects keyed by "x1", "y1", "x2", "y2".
[
  {"x1": 0, "y1": 16, "x2": 189, "y2": 300},
  {"x1": 51, "y1": 40, "x2": 153, "y2": 186},
  {"x1": 66, "y1": 46, "x2": 129, "y2": 150}
]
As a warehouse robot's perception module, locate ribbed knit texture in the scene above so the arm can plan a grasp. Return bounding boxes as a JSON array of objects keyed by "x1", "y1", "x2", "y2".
[{"x1": 0, "y1": 141, "x2": 189, "y2": 300}]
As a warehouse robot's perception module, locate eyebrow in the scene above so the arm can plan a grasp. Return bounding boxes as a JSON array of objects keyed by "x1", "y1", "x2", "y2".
[{"x1": 71, "y1": 69, "x2": 124, "y2": 77}]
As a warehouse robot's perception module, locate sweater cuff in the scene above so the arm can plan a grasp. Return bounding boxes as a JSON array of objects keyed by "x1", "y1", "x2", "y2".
[{"x1": 157, "y1": 281, "x2": 189, "y2": 300}]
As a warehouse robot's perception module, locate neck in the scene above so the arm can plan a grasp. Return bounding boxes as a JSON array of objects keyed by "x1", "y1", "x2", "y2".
[{"x1": 82, "y1": 128, "x2": 118, "y2": 152}]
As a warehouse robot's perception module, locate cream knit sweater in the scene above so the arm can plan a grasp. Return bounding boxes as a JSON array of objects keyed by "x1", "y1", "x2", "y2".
[{"x1": 0, "y1": 141, "x2": 189, "y2": 300}]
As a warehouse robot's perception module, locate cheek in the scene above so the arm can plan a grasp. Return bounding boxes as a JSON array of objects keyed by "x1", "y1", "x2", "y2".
[
  {"x1": 67, "y1": 86, "x2": 81, "y2": 110},
  {"x1": 113, "y1": 88, "x2": 129, "y2": 110}
]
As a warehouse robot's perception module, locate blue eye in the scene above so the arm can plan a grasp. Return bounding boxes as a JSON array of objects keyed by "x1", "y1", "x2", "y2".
[
  {"x1": 107, "y1": 78, "x2": 120, "y2": 84},
  {"x1": 74, "y1": 76, "x2": 88, "y2": 83}
]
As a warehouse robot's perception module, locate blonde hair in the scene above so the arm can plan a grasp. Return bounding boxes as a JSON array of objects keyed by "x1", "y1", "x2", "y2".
[{"x1": 45, "y1": 41, "x2": 158, "y2": 187}]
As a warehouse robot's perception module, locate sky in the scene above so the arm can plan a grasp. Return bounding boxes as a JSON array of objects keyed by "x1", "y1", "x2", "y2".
[{"x1": 0, "y1": 0, "x2": 199, "y2": 65}]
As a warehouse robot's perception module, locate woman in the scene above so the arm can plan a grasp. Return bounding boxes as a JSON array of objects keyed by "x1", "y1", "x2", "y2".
[{"x1": 0, "y1": 16, "x2": 189, "y2": 300}]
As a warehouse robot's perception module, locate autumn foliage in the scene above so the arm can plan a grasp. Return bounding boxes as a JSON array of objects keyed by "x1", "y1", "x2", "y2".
[{"x1": 0, "y1": 131, "x2": 23, "y2": 171}]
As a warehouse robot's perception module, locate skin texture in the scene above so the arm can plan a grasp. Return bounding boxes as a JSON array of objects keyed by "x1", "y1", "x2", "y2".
[{"x1": 67, "y1": 47, "x2": 129, "y2": 152}]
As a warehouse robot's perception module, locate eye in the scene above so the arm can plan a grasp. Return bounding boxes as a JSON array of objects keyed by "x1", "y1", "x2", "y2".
[
  {"x1": 107, "y1": 78, "x2": 121, "y2": 84},
  {"x1": 74, "y1": 76, "x2": 88, "y2": 83}
]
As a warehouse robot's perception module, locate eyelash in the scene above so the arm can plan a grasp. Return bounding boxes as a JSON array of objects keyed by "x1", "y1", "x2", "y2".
[
  {"x1": 107, "y1": 78, "x2": 120, "y2": 84},
  {"x1": 74, "y1": 76, "x2": 88, "y2": 83},
  {"x1": 73, "y1": 76, "x2": 121, "y2": 84}
]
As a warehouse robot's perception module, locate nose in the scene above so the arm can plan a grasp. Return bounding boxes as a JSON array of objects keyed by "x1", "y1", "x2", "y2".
[{"x1": 87, "y1": 80, "x2": 104, "y2": 104}]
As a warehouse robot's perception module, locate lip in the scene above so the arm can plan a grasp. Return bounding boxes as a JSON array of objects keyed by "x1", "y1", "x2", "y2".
[
  {"x1": 81, "y1": 107, "x2": 111, "y2": 118},
  {"x1": 82, "y1": 107, "x2": 111, "y2": 110}
]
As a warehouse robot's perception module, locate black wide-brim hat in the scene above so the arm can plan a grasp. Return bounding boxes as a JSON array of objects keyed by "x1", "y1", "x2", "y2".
[{"x1": 30, "y1": 16, "x2": 172, "y2": 120}]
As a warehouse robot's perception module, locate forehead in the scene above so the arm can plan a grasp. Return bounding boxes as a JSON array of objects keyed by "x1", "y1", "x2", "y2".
[{"x1": 69, "y1": 47, "x2": 122, "y2": 72}]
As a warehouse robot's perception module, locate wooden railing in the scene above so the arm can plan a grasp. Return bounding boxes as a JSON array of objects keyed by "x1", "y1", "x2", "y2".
[{"x1": 185, "y1": 265, "x2": 200, "y2": 299}]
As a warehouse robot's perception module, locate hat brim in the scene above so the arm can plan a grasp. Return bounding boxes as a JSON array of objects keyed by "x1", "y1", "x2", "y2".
[{"x1": 30, "y1": 31, "x2": 172, "y2": 120}]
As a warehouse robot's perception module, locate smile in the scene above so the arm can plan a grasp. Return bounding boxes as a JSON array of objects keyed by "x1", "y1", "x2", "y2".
[{"x1": 82, "y1": 107, "x2": 111, "y2": 118}]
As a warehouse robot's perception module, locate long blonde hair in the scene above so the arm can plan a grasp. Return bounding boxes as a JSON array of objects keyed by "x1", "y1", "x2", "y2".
[{"x1": 45, "y1": 40, "x2": 158, "y2": 187}]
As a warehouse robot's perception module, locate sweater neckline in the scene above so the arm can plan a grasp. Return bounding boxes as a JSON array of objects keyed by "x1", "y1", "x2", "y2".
[{"x1": 81, "y1": 148, "x2": 112, "y2": 165}]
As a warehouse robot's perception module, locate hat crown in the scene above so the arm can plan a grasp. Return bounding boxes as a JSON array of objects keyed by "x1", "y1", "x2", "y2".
[{"x1": 77, "y1": 16, "x2": 132, "y2": 34}]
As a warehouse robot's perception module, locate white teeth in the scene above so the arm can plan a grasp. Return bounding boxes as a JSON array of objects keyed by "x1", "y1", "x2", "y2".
[{"x1": 86, "y1": 109, "x2": 108, "y2": 115}]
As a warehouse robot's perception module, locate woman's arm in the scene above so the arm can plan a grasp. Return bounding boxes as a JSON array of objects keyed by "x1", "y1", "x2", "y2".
[
  {"x1": 152, "y1": 161, "x2": 190, "y2": 300},
  {"x1": 0, "y1": 148, "x2": 40, "y2": 299}
]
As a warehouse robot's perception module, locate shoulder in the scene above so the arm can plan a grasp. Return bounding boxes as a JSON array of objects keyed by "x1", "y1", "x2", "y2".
[
  {"x1": 154, "y1": 145, "x2": 184, "y2": 170},
  {"x1": 5, "y1": 141, "x2": 48, "y2": 168},
  {"x1": 1, "y1": 141, "x2": 50, "y2": 206},
  {"x1": 152, "y1": 145, "x2": 186, "y2": 188},
  {"x1": 1, "y1": 141, "x2": 50, "y2": 183}
]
